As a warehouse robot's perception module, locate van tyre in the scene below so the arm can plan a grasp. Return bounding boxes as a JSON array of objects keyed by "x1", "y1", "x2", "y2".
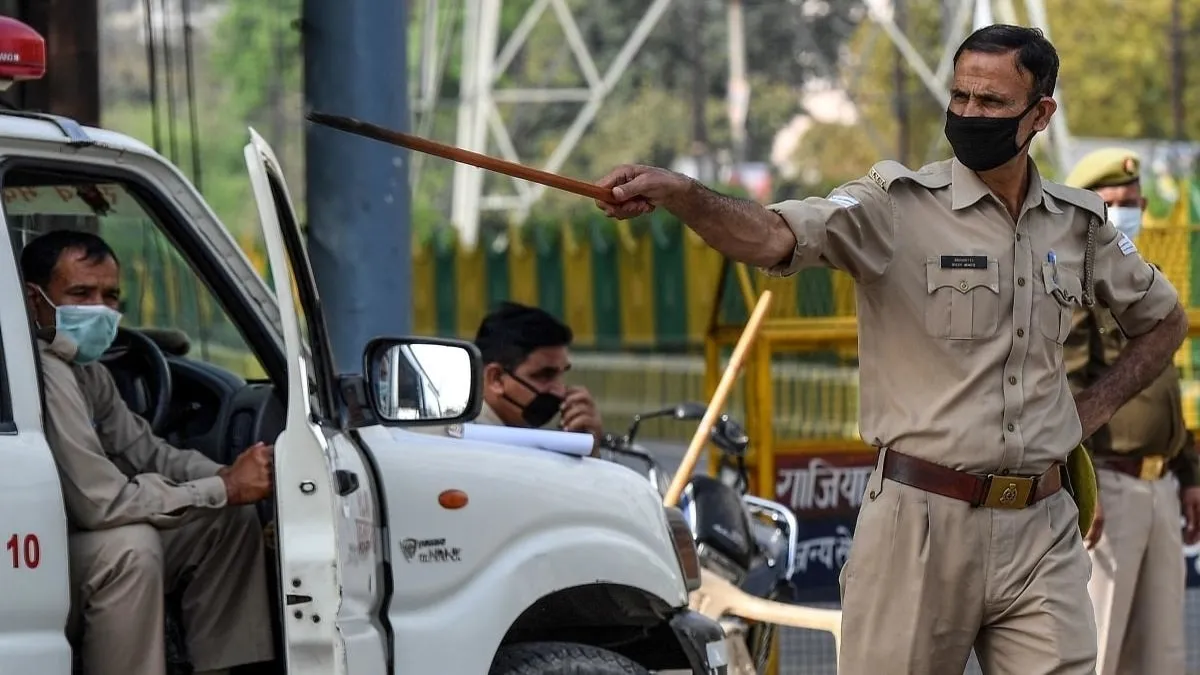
[{"x1": 490, "y1": 641, "x2": 651, "y2": 675}]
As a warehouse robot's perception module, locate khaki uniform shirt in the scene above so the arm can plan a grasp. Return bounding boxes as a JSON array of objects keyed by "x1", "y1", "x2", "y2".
[
  {"x1": 767, "y1": 157, "x2": 1179, "y2": 475},
  {"x1": 473, "y1": 402, "x2": 505, "y2": 426},
  {"x1": 40, "y1": 333, "x2": 228, "y2": 531},
  {"x1": 1064, "y1": 306, "x2": 1200, "y2": 487}
]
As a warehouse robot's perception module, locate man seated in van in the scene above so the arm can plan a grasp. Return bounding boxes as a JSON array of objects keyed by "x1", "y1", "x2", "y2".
[
  {"x1": 472, "y1": 301, "x2": 604, "y2": 455},
  {"x1": 21, "y1": 230, "x2": 275, "y2": 675}
]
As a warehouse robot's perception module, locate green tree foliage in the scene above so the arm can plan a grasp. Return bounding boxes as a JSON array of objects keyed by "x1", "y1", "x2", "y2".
[
  {"x1": 210, "y1": 0, "x2": 301, "y2": 122},
  {"x1": 804, "y1": 0, "x2": 1200, "y2": 191},
  {"x1": 785, "y1": 120, "x2": 882, "y2": 198},
  {"x1": 841, "y1": 1, "x2": 953, "y2": 167},
  {"x1": 1044, "y1": 0, "x2": 1199, "y2": 141},
  {"x1": 98, "y1": 0, "x2": 289, "y2": 235},
  {"x1": 779, "y1": 2, "x2": 946, "y2": 195},
  {"x1": 210, "y1": 0, "x2": 305, "y2": 214},
  {"x1": 828, "y1": 0, "x2": 1200, "y2": 171}
]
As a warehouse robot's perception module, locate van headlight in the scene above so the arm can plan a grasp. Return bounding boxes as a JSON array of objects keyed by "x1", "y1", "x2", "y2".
[{"x1": 664, "y1": 506, "x2": 702, "y2": 592}]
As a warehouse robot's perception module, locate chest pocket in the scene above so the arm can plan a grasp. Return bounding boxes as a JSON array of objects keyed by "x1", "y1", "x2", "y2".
[
  {"x1": 924, "y1": 257, "x2": 1001, "y2": 339},
  {"x1": 1038, "y1": 262, "x2": 1084, "y2": 344}
]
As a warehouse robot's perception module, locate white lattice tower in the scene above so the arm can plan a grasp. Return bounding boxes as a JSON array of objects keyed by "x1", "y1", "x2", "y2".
[{"x1": 410, "y1": 0, "x2": 674, "y2": 249}]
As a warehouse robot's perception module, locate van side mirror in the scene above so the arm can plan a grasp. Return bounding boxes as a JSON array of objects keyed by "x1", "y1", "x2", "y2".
[{"x1": 362, "y1": 336, "x2": 483, "y2": 426}]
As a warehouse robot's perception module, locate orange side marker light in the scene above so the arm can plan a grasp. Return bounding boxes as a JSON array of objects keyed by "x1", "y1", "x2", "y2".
[{"x1": 438, "y1": 489, "x2": 469, "y2": 510}]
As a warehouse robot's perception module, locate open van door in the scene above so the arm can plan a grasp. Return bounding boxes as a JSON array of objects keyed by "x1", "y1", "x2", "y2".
[
  {"x1": 0, "y1": 197, "x2": 72, "y2": 673},
  {"x1": 243, "y1": 129, "x2": 386, "y2": 675}
]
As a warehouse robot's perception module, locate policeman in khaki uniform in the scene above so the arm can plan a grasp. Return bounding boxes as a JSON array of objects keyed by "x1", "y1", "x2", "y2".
[
  {"x1": 1063, "y1": 148, "x2": 1200, "y2": 675},
  {"x1": 20, "y1": 230, "x2": 276, "y2": 675},
  {"x1": 593, "y1": 24, "x2": 1188, "y2": 675}
]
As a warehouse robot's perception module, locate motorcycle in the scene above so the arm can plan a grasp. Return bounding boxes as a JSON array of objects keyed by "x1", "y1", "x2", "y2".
[{"x1": 600, "y1": 403, "x2": 800, "y2": 674}]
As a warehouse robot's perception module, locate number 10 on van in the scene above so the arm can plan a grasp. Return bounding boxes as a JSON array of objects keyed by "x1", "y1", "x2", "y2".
[{"x1": 6, "y1": 533, "x2": 40, "y2": 569}]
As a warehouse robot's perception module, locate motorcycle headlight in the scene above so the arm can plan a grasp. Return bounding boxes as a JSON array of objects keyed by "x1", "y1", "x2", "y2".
[
  {"x1": 750, "y1": 518, "x2": 786, "y2": 565},
  {"x1": 664, "y1": 506, "x2": 702, "y2": 592}
]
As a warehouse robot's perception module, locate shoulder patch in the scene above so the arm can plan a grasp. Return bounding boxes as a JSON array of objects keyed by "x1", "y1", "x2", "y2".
[
  {"x1": 1042, "y1": 181, "x2": 1107, "y2": 221},
  {"x1": 868, "y1": 159, "x2": 951, "y2": 192},
  {"x1": 1117, "y1": 232, "x2": 1137, "y2": 256},
  {"x1": 827, "y1": 193, "x2": 861, "y2": 209}
]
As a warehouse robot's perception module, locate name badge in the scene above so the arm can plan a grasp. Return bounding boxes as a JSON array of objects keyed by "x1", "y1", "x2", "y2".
[{"x1": 940, "y1": 255, "x2": 988, "y2": 270}]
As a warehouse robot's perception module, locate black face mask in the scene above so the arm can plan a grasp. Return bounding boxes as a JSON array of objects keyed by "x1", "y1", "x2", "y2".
[
  {"x1": 944, "y1": 99, "x2": 1041, "y2": 172},
  {"x1": 503, "y1": 371, "x2": 564, "y2": 428}
]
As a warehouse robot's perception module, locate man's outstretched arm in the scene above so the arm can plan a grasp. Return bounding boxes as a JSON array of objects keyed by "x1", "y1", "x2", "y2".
[
  {"x1": 594, "y1": 164, "x2": 896, "y2": 282},
  {"x1": 594, "y1": 165, "x2": 794, "y2": 267}
]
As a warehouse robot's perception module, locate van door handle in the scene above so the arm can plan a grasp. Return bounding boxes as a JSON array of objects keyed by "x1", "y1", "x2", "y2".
[{"x1": 335, "y1": 470, "x2": 360, "y2": 496}]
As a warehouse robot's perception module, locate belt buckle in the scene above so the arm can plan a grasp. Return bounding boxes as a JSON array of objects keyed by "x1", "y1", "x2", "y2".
[
  {"x1": 1140, "y1": 456, "x2": 1165, "y2": 481},
  {"x1": 982, "y1": 474, "x2": 1036, "y2": 509}
]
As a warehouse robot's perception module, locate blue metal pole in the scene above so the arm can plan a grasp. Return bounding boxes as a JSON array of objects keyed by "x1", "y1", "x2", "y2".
[{"x1": 303, "y1": 0, "x2": 411, "y2": 372}]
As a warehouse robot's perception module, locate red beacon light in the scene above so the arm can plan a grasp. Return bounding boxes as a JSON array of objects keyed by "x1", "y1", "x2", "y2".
[{"x1": 0, "y1": 16, "x2": 44, "y2": 91}]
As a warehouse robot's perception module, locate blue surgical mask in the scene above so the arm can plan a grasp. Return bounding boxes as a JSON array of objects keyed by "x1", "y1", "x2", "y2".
[
  {"x1": 1108, "y1": 206, "x2": 1143, "y2": 241},
  {"x1": 37, "y1": 288, "x2": 122, "y2": 364}
]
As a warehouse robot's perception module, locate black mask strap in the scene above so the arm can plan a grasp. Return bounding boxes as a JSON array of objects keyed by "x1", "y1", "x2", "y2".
[
  {"x1": 1014, "y1": 97, "x2": 1043, "y2": 147},
  {"x1": 505, "y1": 370, "x2": 541, "y2": 395},
  {"x1": 502, "y1": 370, "x2": 564, "y2": 428}
]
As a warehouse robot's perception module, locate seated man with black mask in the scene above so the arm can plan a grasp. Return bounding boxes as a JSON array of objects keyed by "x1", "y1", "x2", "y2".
[{"x1": 470, "y1": 302, "x2": 603, "y2": 455}]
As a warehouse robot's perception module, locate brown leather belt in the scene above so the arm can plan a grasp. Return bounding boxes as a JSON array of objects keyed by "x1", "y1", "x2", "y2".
[
  {"x1": 1093, "y1": 455, "x2": 1167, "y2": 481},
  {"x1": 881, "y1": 450, "x2": 1063, "y2": 509}
]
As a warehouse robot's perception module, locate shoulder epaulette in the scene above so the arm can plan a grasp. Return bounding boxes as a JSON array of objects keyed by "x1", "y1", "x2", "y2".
[
  {"x1": 867, "y1": 159, "x2": 952, "y2": 193},
  {"x1": 1043, "y1": 181, "x2": 1108, "y2": 223}
]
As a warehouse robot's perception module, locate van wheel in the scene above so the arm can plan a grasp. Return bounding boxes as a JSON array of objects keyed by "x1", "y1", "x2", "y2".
[{"x1": 490, "y1": 641, "x2": 651, "y2": 675}]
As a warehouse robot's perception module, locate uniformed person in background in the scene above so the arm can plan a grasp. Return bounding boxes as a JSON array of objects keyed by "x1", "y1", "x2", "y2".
[
  {"x1": 593, "y1": 24, "x2": 1188, "y2": 675},
  {"x1": 1063, "y1": 147, "x2": 1200, "y2": 675}
]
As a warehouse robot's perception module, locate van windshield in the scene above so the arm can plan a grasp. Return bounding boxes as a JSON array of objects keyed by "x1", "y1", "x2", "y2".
[{"x1": 4, "y1": 172, "x2": 267, "y2": 380}]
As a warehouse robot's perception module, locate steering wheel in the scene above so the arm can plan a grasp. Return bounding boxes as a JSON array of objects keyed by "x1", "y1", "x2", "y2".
[{"x1": 100, "y1": 328, "x2": 173, "y2": 436}]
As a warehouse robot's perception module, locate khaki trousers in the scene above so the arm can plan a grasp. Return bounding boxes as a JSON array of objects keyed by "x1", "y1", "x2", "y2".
[
  {"x1": 67, "y1": 505, "x2": 275, "y2": 675},
  {"x1": 1088, "y1": 468, "x2": 1186, "y2": 675},
  {"x1": 838, "y1": 450, "x2": 1097, "y2": 675}
]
